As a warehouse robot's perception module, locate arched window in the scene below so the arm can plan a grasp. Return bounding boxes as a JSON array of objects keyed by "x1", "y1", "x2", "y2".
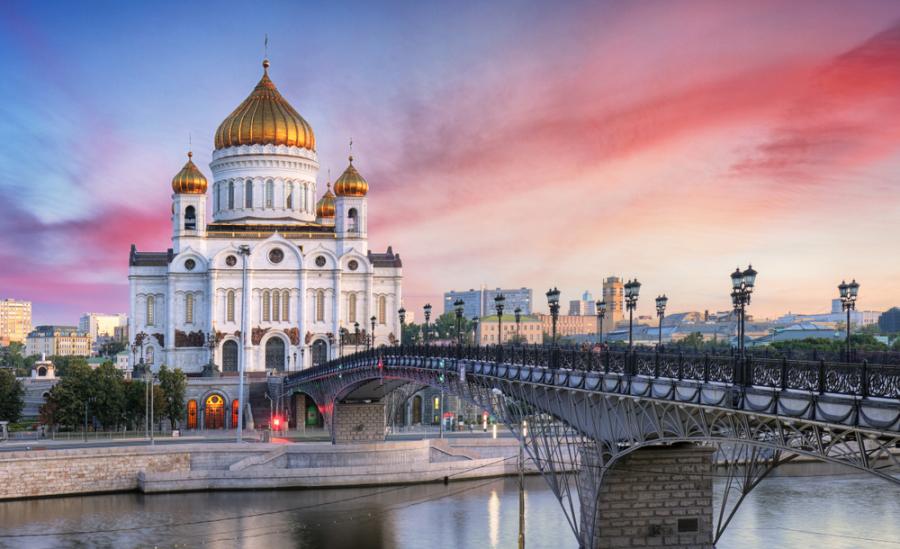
[
  {"x1": 222, "y1": 340, "x2": 238, "y2": 372},
  {"x1": 185, "y1": 293, "x2": 194, "y2": 324},
  {"x1": 228, "y1": 181, "x2": 235, "y2": 209},
  {"x1": 272, "y1": 290, "x2": 281, "y2": 322},
  {"x1": 146, "y1": 295, "x2": 155, "y2": 326},
  {"x1": 378, "y1": 295, "x2": 387, "y2": 325},
  {"x1": 282, "y1": 290, "x2": 290, "y2": 321},
  {"x1": 146, "y1": 346, "x2": 155, "y2": 365},
  {"x1": 187, "y1": 400, "x2": 197, "y2": 429},
  {"x1": 302, "y1": 183, "x2": 308, "y2": 212},
  {"x1": 348, "y1": 293, "x2": 357, "y2": 323},
  {"x1": 245, "y1": 179, "x2": 253, "y2": 208},
  {"x1": 262, "y1": 291, "x2": 271, "y2": 321},
  {"x1": 286, "y1": 185, "x2": 293, "y2": 209},
  {"x1": 348, "y1": 208, "x2": 358, "y2": 232},
  {"x1": 265, "y1": 180, "x2": 274, "y2": 208},
  {"x1": 316, "y1": 290, "x2": 325, "y2": 322},
  {"x1": 232, "y1": 399, "x2": 241, "y2": 429},
  {"x1": 184, "y1": 206, "x2": 196, "y2": 230},
  {"x1": 226, "y1": 290, "x2": 235, "y2": 322}
]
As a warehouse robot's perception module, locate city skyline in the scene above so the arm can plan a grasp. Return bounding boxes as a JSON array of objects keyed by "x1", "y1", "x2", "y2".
[{"x1": 3, "y1": 1, "x2": 900, "y2": 324}]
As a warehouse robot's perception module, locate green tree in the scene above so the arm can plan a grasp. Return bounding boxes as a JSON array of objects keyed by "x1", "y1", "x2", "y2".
[
  {"x1": 401, "y1": 322, "x2": 422, "y2": 344},
  {"x1": 50, "y1": 356, "x2": 89, "y2": 377},
  {"x1": 679, "y1": 332, "x2": 705, "y2": 348},
  {"x1": 0, "y1": 369, "x2": 24, "y2": 423},
  {"x1": 157, "y1": 365, "x2": 187, "y2": 430},
  {"x1": 90, "y1": 362, "x2": 125, "y2": 429},
  {"x1": 99, "y1": 340, "x2": 126, "y2": 357},
  {"x1": 123, "y1": 380, "x2": 146, "y2": 430}
]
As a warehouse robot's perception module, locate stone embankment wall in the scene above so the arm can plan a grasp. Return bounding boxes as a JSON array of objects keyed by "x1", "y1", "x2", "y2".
[
  {"x1": 333, "y1": 402, "x2": 386, "y2": 443},
  {"x1": 0, "y1": 447, "x2": 190, "y2": 500}
]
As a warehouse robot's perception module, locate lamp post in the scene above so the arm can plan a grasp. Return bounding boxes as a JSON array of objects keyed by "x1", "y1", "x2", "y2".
[
  {"x1": 730, "y1": 265, "x2": 757, "y2": 358},
  {"x1": 424, "y1": 304, "x2": 432, "y2": 345},
  {"x1": 595, "y1": 300, "x2": 606, "y2": 345},
  {"x1": 354, "y1": 321, "x2": 360, "y2": 354},
  {"x1": 624, "y1": 279, "x2": 641, "y2": 348},
  {"x1": 494, "y1": 294, "x2": 505, "y2": 345},
  {"x1": 398, "y1": 307, "x2": 406, "y2": 345},
  {"x1": 370, "y1": 315, "x2": 377, "y2": 350},
  {"x1": 514, "y1": 307, "x2": 522, "y2": 345},
  {"x1": 236, "y1": 244, "x2": 251, "y2": 444},
  {"x1": 472, "y1": 316, "x2": 480, "y2": 346},
  {"x1": 655, "y1": 294, "x2": 668, "y2": 349},
  {"x1": 83, "y1": 396, "x2": 95, "y2": 443},
  {"x1": 205, "y1": 332, "x2": 219, "y2": 377},
  {"x1": 546, "y1": 288, "x2": 560, "y2": 346},
  {"x1": 838, "y1": 279, "x2": 859, "y2": 361},
  {"x1": 454, "y1": 299, "x2": 465, "y2": 346}
]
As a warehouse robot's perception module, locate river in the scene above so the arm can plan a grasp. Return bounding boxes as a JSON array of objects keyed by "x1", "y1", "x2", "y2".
[{"x1": 0, "y1": 474, "x2": 897, "y2": 548}]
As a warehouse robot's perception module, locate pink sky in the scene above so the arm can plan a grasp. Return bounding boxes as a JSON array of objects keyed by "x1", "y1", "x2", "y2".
[{"x1": 1, "y1": 1, "x2": 899, "y2": 324}]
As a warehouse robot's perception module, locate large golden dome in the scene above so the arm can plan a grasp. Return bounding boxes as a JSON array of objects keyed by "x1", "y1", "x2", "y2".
[
  {"x1": 333, "y1": 156, "x2": 368, "y2": 197},
  {"x1": 316, "y1": 183, "x2": 336, "y2": 219},
  {"x1": 214, "y1": 60, "x2": 315, "y2": 151},
  {"x1": 171, "y1": 152, "x2": 208, "y2": 194}
]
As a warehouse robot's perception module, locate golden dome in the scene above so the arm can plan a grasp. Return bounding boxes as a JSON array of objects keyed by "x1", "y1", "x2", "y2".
[
  {"x1": 316, "y1": 183, "x2": 336, "y2": 219},
  {"x1": 333, "y1": 155, "x2": 368, "y2": 197},
  {"x1": 214, "y1": 60, "x2": 315, "y2": 151},
  {"x1": 171, "y1": 152, "x2": 208, "y2": 194}
]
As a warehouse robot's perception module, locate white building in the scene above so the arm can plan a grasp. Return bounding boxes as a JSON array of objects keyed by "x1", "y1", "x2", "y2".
[
  {"x1": 79, "y1": 312, "x2": 128, "y2": 341},
  {"x1": 128, "y1": 59, "x2": 403, "y2": 376}
]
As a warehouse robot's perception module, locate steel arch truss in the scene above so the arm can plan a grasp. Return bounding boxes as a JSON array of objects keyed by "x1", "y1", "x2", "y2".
[{"x1": 285, "y1": 355, "x2": 900, "y2": 545}]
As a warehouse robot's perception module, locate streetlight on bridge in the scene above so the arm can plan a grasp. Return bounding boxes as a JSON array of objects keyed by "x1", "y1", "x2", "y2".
[
  {"x1": 546, "y1": 288, "x2": 561, "y2": 346},
  {"x1": 494, "y1": 294, "x2": 506, "y2": 345},
  {"x1": 472, "y1": 316, "x2": 480, "y2": 346},
  {"x1": 398, "y1": 307, "x2": 406, "y2": 345},
  {"x1": 454, "y1": 299, "x2": 465, "y2": 346},
  {"x1": 514, "y1": 307, "x2": 522, "y2": 344},
  {"x1": 595, "y1": 300, "x2": 606, "y2": 345},
  {"x1": 370, "y1": 315, "x2": 377, "y2": 350},
  {"x1": 730, "y1": 265, "x2": 757, "y2": 357},
  {"x1": 655, "y1": 295, "x2": 668, "y2": 349},
  {"x1": 624, "y1": 279, "x2": 641, "y2": 349},
  {"x1": 838, "y1": 279, "x2": 860, "y2": 361},
  {"x1": 423, "y1": 303, "x2": 432, "y2": 345},
  {"x1": 354, "y1": 321, "x2": 360, "y2": 354}
]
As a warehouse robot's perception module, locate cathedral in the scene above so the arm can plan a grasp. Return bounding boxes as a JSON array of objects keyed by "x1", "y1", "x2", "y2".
[{"x1": 128, "y1": 59, "x2": 403, "y2": 377}]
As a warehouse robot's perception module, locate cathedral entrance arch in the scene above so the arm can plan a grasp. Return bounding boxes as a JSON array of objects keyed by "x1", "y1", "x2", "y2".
[
  {"x1": 204, "y1": 394, "x2": 225, "y2": 429},
  {"x1": 412, "y1": 395, "x2": 423, "y2": 425},
  {"x1": 265, "y1": 337, "x2": 286, "y2": 372},
  {"x1": 311, "y1": 339, "x2": 328, "y2": 367},
  {"x1": 222, "y1": 340, "x2": 238, "y2": 373}
]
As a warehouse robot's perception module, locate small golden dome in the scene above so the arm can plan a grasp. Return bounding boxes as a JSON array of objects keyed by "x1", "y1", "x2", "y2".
[
  {"x1": 214, "y1": 60, "x2": 315, "y2": 151},
  {"x1": 333, "y1": 155, "x2": 368, "y2": 197},
  {"x1": 171, "y1": 152, "x2": 208, "y2": 194},
  {"x1": 316, "y1": 183, "x2": 336, "y2": 219}
]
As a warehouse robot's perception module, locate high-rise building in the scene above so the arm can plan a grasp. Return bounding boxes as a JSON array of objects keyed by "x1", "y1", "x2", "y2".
[
  {"x1": 602, "y1": 277, "x2": 625, "y2": 325},
  {"x1": 79, "y1": 313, "x2": 128, "y2": 342},
  {"x1": 25, "y1": 326, "x2": 92, "y2": 357},
  {"x1": 444, "y1": 287, "x2": 533, "y2": 318},
  {"x1": 568, "y1": 291, "x2": 596, "y2": 316},
  {"x1": 0, "y1": 298, "x2": 32, "y2": 346},
  {"x1": 878, "y1": 307, "x2": 900, "y2": 334}
]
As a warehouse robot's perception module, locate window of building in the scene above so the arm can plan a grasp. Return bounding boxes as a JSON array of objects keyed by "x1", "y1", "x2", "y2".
[
  {"x1": 184, "y1": 206, "x2": 196, "y2": 230},
  {"x1": 245, "y1": 179, "x2": 253, "y2": 208},
  {"x1": 348, "y1": 208, "x2": 358, "y2": 232},
  {"x1": 187, "y1": 400, "x2": 197, "y2": 429},
  {"x1": 146, "y1": 296, "x2": 155, "y2": 326},
  {"x1": 185, "y1": 294, "x2": 194, "y2": 324},
  {"x1": 265, "y1": 180, "x2": 274, "y2": 208},
  {"x1": 228, "y1": 181, "x2": 235, "y2": 209},
  {"x1": 226, "y1": 290, "x2": 235, "y2": 322},
  {"x1": 378, "y1": 296, "x2": 386, "y2": 325},
  {"x1": 272, "y1": 291, "x2": 281, "y2": 322},
  {"x1": 286, "y1": 186, "x2": 293, "y2": 209},
  {"x1": 282, "y1": 290, "x2": 290, "y2": 321},
  {"x1": 232, "y1": 400, "x2": 240, "y2": 428},
  {"x1": 263, "y1": 291, "x2": 271, "y2": 321},
  {"x1": 316, "y1": 290, "x2": 325, "y2": 322},
  {"x1": 348, "y1": 293, "x2": 357, "y2": 323}
]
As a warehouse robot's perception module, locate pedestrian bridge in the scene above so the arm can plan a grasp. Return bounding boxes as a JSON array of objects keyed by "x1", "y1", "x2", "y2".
[{"x1": 285, "y1": 345, "x2": 900, "y2": 548}]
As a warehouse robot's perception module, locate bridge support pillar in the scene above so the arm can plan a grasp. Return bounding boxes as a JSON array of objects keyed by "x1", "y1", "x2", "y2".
[
  {"x1": 578, "y1": 443, "x2": 715, "y2": 549},
  {"x1": 333, "y1": 402, "x2": 386, "y2": 444}
]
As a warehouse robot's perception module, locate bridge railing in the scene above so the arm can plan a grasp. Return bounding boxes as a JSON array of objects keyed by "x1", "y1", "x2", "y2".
[{"x1": 288, "y1": 344, "x2": 900, "y2": 400}]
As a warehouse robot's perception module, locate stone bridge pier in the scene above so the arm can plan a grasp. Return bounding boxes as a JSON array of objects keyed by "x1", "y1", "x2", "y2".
[
  {"x1": 578, "y1": 443, "x2": 715, "y2": 549},
  {"x1": 332, "y1": 401, "x2": 386, "y2": 444}
]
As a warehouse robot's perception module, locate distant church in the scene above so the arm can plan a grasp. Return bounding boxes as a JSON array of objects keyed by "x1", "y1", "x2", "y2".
[{"x1": 128, "y1": 58, "x2": 403, "y2": 377}]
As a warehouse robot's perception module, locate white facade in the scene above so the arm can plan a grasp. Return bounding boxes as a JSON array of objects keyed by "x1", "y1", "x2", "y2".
[
  {"x1": 128, "y1": 62, "x2": 403, "y2": 376},
  {"x1": 78, "y1": 312, "x2": 128, "y2": 341}
]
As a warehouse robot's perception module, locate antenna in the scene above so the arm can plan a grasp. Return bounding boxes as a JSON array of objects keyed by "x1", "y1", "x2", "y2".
[{"x1": 264, "y1": 33, "x2": 268, "y2": 59}]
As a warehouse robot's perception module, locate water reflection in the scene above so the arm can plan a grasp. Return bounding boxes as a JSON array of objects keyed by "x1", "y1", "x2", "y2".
[{"x1": 0, "y1": 475, "x2": 897, "y2": 548}]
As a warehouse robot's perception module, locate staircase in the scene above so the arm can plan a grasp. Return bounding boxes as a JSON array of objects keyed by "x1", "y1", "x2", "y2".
[{"x1": 246, "y1": 376, "x2": 286, "y2": 429}]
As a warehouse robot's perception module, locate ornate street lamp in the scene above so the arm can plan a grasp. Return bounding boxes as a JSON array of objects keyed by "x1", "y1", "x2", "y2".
[
  {"x1": 624, "y1": 279, "x2": 641, "y2": 348},
  {"x1": 730, "y1": 265, "x2": 756, "y2": 357},
  {"x1": 204, "y1": 331, "x2": 219, "y2": 377},
  {"x1": 354, "y1": 321, "x2": 360, "y2": 354},
  {"x1": 838, "y1": 279, "x2": 860, "y2": 361},
  {"x1": 472, "y1": 316, "x2": 480, "y2": 346},
  {"x1": 494, "y1": 294, "x2": 506, "y2": 345},
  {"x1": 546, "y1": 288, "x2": 561, "y2": 346},
  {"x1": 655, "y1": 295, "x2": 668, "y2": 349},
  {"x1": 370, "y1": 315, "x2": 377, "y2": 350},
  {"x1": 514, "y1": 307, "x2": 522, "y2": 345},
  {"x1": 398, "y1": 307, "x2": 406, "y2": 346},
  {"x1": 454, "y1": 299, "x2": 465, "y2": 346},
  {"x1": 595, "y1": 301, "x2": 606, "y2": 345},
  {"x1": 424, "y1": 303, "x2": 432, "y2": 345}
]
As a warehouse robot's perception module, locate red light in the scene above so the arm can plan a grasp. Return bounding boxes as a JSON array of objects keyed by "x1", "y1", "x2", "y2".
[{"x1": 273, "y1": 417, "x2": 281, "y2": 428}]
